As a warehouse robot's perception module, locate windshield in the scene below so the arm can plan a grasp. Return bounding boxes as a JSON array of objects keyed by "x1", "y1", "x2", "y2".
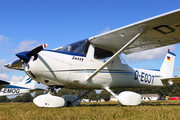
[{"x1": 61, "y1": 39, "x2": 89, "y2": 55}]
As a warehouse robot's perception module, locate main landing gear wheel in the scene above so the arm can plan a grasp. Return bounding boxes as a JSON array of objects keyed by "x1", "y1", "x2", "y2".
[{"x1": 67, "y1": 101, "x2": 72, "y2": 107}]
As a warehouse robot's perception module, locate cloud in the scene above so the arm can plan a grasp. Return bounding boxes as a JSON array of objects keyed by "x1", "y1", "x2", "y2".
[
  {"x1": 0, "y1": 35, "x2": 9, "y2": 41},
  {"x1": 10, "y1": 76, "x2": 24, "y2": 82},
  {"x1": 0, "y1": 73, "x2": 9, "y2": 81},
  {"x1": 102, "y1": 27, "x2": 110, "y2": 33},
  {"x1": 124, "y1": 45, "x2": 176, "y2": 63},
  {"x1": 13, "y1": 40, "x2": 39, "y2": 53},
  {"x1": 0, "y1": 59, "x2": 10, "y2": 73},
  {"x1": 0, "y1": 73, "x2": 24, "y2": 82},
  {"x1": 174, "y1": 67, "x2": 180, "y2": 72}
]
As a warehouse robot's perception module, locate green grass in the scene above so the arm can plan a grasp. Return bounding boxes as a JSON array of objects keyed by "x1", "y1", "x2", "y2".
[{"x1": 0, "y1": 101, "x2": 180, "y2": 119}]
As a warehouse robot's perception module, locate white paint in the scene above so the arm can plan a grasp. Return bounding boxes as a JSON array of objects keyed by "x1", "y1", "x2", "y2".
[
  {"x1": 33, "y1": 93, "x2": 65, "y2": 108},
  {"x1": 117, "y1": 91, "x2": 141, "y2": 106}
]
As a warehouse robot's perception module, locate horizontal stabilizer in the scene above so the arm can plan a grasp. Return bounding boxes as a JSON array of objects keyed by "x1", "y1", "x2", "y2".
[
  {"x1": 0, "y1": 80, "x2": 10, "y2": 89},
  {"x1": 29, "y1": 88, "x2": 45, "y2": 93},
  {"x1": 161, "y1": 77, "x2": 180, "y2": 85}
]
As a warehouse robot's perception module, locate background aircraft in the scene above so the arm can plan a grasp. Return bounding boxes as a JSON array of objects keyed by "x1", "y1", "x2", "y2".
[
  {"x1": 4, "y1": 9, "x2": 180, "y2": 107},
  {"x1": 0, "y1": 76, "x2": 44, "y2": 96}
]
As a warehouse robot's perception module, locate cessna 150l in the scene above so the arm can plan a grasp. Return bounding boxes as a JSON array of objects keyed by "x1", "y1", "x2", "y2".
[
  {"x1": 0, "y1": 76, "x2": 44, "y2": 97},
  {"x1": 5, "y1": 8, "x2": 180, "y2": 107}
]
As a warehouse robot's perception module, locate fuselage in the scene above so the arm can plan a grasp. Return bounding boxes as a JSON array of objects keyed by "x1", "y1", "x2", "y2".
[
  {"x1": 24, "y1": 42, "x2": 164, "y2": 89},
  {"x1": 0, "y1": 82, "x2": 31, "y2": 96}
]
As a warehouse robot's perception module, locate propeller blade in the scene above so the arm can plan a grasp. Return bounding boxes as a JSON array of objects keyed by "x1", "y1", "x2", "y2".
[
  {"x1": 26, "y1": 44, "x2": 47, "y2": 58},
  {"x1": 16, "y1": 44, "x2": 47, "y2": 62}
]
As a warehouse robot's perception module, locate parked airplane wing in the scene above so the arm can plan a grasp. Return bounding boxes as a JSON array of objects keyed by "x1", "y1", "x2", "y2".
[
  {"x1": 4, "y1": 59, "x2": 23, "y2": 70},
  {"x1": 89, "y1": 9, "x2": 180, "y2": 54},
  {"x1": 0, "y1": 80, "x2": 10, "y2": 89}
]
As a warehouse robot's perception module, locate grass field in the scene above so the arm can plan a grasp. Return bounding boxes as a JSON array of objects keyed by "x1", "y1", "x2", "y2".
[{"x1": 0, "y1": 100, "x2": 180, "y2": 120}]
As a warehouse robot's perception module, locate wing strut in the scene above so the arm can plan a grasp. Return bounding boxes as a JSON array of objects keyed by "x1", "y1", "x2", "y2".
[
  {"x1": 104, "y1": 87, "x2": 117, "y2": 98},
  {"x1": 87, "y1": 28, "x2": 148, "y2": 81},
  {"x1": 72, "y1": 90, "x2": 92, "y2": 103}
]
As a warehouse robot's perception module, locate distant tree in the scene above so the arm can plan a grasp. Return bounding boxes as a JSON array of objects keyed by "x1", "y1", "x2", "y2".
[
  {"x1": 34, "y1": 91, "x2": 44, "y2": 98},
  {"x1": 169, "y1": 86, "x2": 180, "y2": 97},
  {"x1": 13, "y1": 96, "x2": 23, "y2": 102},
  {"x1": 22, "y1": 93, "x2": 33, "y2": 102},
  {"x1": 88, "y1": 93, "x2": 98, "y2": 101},
  {"x1": 99, "y1": 90, "x2": 111, "y2": 101},
  {"x1": 113, "y1": 89, "x2": 127, "y2": 94},
  {"x1": 76, "y1": 90, "x2": 90, "y2": 98},
  {"x1": 0, "y1": 96, "x2": 9, "y2": 102},
  {"x1": 56, "y1": 88, "x2": 78, "y2": 97},
  {"x1": 13, "y1": 93, "x2": 33, "y2": 102}
]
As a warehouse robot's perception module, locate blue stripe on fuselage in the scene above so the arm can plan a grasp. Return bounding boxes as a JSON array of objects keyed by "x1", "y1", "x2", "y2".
[
  {"x1": 43, "y1": 49, "x2": 86, "y2": 57},
  {"x1": 4, "y1": 85, "x2": 29, "y2": 89},
  {"x1": 49, "y1": 69, "x2": 134, "y2": 74}
]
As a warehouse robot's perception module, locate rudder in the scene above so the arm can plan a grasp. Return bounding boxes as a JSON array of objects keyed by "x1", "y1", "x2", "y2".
[
  {"x1": 20, "y1": 76, "x2": 36, "y2": 89},
  {"x1": 160, "y1": 49, "x2": 176, "y2": 78}
]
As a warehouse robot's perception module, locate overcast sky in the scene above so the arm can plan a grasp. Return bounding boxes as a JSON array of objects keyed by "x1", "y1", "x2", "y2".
[{"x1": 0, "y1": 0, "x2": 180, "y2": 85}]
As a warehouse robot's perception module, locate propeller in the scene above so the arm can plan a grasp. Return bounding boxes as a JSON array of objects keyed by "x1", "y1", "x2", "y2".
[
  {"x1": 26, "y1": 44, "x2": 47, "y2": 58},
  {"x1": 16, "y1": 44, "x2": 47, "y2": 63}
]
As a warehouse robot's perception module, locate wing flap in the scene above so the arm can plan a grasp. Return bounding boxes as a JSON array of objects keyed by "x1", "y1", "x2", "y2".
[{"x1": 89, "y1": 9, "x2": 180, "y2": 54}]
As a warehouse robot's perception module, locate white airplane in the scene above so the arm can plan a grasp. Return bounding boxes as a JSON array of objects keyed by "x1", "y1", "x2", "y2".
[
  {"x1": 4, "y1": 8, "x2": 180, "y2": 107},
  {"x1": 0, "y1": 76, "x2": 44, "y2": 96}
]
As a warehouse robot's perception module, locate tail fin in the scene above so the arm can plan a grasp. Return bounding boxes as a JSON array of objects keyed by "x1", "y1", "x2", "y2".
[
  {"x1": 20, "y1": 76, "x2": 36, "y2": 89},
  {"x1": 160, "y1": 49, "x2": 176, "y2": 78}
]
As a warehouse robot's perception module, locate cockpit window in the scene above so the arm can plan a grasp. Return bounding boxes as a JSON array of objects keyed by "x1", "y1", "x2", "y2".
[{"x1": 61, "y1": 39, "x2": 90, "y2": 55}]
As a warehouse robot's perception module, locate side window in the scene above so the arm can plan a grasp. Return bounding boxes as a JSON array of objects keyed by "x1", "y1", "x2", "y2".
[{"x1": 94, "y1": 47, "x2": 113, "y2": 59}]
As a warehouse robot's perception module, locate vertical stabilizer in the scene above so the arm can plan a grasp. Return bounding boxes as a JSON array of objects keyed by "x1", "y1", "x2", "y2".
[
  {"x1": 20, "y1": 76, "x2": 36, "y2": 89},
  {"x1": 160, "y1": 49, "x2": 176, "y2": 78}
]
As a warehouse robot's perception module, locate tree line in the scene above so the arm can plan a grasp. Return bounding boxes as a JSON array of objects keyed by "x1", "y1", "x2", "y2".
[{"x1": 1, "y1": 82, "x2": 180, "y2": 102}]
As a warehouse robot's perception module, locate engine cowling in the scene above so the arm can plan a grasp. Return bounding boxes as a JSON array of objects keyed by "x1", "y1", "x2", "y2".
[{"x1": 117, "y1": 91, "x2": 141, "y2": 106}]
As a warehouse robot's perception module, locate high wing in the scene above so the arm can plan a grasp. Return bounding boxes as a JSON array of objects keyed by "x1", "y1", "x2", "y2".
[
  {"x1": 5, "y1": 9, "x2": 180, "y2": 71},
  {"x1": 0, "y1": 80, "x2": 10, "y2": 89},
  {"x1": 89, "y1": 9, "x2": 180, "y2": 54}
]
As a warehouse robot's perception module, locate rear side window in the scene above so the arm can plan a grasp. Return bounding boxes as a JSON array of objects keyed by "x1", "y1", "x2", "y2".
[{"x1": 94, "y1": 47, "x2": 113, "y2": 59}]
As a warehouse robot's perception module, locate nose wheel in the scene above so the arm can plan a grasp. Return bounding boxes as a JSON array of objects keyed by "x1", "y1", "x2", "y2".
[
  {"x1": 48, "y1": 88, "x2": 56, "y2": 95},
  {"x1": 47, "y1": 85, "x2": 63, "y2": 95}
]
